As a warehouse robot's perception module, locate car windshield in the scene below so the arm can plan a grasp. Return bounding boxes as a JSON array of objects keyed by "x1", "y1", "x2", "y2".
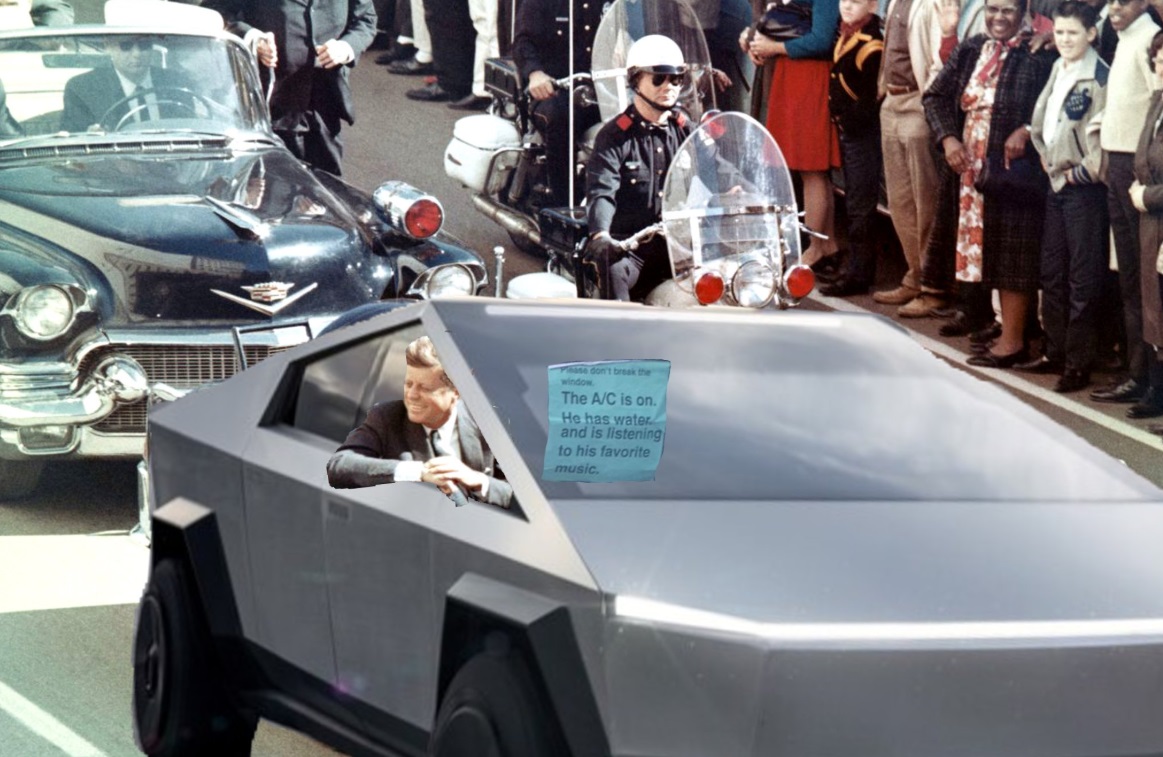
[
  {"x1": 435, "y1": 302, "x2": 1159, "y2": 502},
  {"x1": 0, "y1": 31, "x2": 269, "y2": 146}
]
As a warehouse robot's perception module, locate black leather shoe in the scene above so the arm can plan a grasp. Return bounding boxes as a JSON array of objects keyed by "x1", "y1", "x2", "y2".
[
  {"x1": 929, "y1": 304, "x2": 959, "y2": 319},
  {"x1": 818, "y1": 277, "x2": 871, "y2": 297},
  {"x1": 389, "y1": 57, "x2": 434, "y2": 75},
  {"x1": 1054, "y1": 368, "x2": 1090, "y2": 393},
  {"x1": 809, "y1": 254, "x2": 844, "y2": 283},
  {"x1": 939, "y1": 312, "x2": 992, "y2": 337},
  {"x1": 966, "y1": 347, "x2": 1029, "y2": 368},
  {"x1": 448, "y1": 94, "x2": 491, "y2": 111},
  {"x1": 375, "y1": 43, "x2": 416, "y2": 65},
  {"x1": 1147, "y1": 422, "x2": 1163, "y2": 435},
  {"x1": 1126, "y1": 387, "x2": 1163, "y2": 418},
  {"x1": 1014, "y1": 355, "x2": 1064, "y2": 374},
  {"x1": 406, "y1": 81, "x2": 451, "y2": 102},
  {"x1": 1090, "y1": 377, "x2": 1145, "y2": 403},
  {"x1": 969, "y1": 322, "x2": 1002, "y2": 344}
]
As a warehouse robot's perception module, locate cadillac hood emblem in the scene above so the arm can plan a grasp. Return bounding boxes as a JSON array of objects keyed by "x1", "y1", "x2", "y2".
[
  {"x1": 211, "y1": 281, "x2": 319, "y2": 316},
  {"x1": 243, "y1": 281, "x2": 294, "y2": 303}
]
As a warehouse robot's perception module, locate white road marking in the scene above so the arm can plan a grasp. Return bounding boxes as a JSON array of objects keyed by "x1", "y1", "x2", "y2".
[
  {"x1": 0, "y1": 535, "x2": 148, "y2": 614},
  {"x1": 0, "y1": 680, "x2": 107, "y2": 757},
  {"x1": 815, "y1": 293, "x2": 1163, "y2": 452}
]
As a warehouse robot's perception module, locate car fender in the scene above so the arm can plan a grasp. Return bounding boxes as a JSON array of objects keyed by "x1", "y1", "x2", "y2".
[
  {"x1": 151, "y1": 497, "x2": 245, "y2": 642},
  {"x1": 437, "y1": 573, "x2": 610, "y2": 757}
]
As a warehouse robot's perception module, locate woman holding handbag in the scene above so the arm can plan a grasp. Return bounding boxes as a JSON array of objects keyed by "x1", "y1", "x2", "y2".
[
  {"x1": 740, "y1": 0, "x2": 841, "y2": 271},
  {"x1": 923, "y1": 0, "x2": 1055, "y2": 368}
]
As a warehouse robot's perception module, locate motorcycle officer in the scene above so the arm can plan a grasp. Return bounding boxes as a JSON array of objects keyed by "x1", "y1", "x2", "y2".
[
  {"x1": 512, "y1": 0, "x2": 605, "y2": 206},
  {"x1": 585, "y1": 34, "x2": 693, "y2": 301}
]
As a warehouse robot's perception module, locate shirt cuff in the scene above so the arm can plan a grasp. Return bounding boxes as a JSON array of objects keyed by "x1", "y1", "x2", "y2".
[
  {"x1": 394, "y1": 460, "x2": 424, "y2": 482},
  {"x1": 242, "y1": 28, "x2": 267, "y2": 52},
  {"x1": 329, "y1": 39, "x2": 355, "y2": 65}
]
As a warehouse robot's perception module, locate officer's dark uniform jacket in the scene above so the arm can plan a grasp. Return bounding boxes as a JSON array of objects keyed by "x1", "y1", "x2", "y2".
[
  {"x1": 586, "y1": 104, "x2": 693, "y2": 238},
  {"x1": 828, "y1": 15, "x2": 883, "y2": 134},
  {"x1": 512, "y1": 0, "x2": 605, "y2": 80}
]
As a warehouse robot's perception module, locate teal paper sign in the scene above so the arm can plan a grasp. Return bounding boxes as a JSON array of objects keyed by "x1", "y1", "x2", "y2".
[{"x1": 543, "y1": 360, "x2": 670, "y2": 482}]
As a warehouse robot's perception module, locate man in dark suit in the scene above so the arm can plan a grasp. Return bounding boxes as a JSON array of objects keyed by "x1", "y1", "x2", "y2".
[
  {"x1": 61, "y1": 37, "x2": 191, "y2": 133},
  {"x1": 326, "y1": 336, "x2": 513, "y2": 509},
  {"x1": 203, "y1": 0, "x2": 376, "y2": 176}
]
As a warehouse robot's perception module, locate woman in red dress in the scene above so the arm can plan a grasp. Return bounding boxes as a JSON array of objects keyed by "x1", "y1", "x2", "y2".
[{"x1": 742, "y1": 0, "x2": 842, "y2": 268}]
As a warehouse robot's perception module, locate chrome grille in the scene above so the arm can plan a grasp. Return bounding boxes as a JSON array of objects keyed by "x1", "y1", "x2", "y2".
[{"x1": 81, "y1": 343, "x2": 291, "y2": 434}]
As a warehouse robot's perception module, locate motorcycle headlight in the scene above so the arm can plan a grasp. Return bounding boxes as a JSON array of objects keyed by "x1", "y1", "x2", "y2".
[
  {"x1": 425, "y1": 264, "x2": 475, "y2": 299},
  {"x1": 731, "y1": 260, "x2": 775, "y2": 308},
  {"x1": 12, "y1": 284, "x2": 77, "y2": 340}
]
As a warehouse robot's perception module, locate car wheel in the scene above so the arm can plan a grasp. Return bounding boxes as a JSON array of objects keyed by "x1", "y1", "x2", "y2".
[
  {"x1": 0, "y1": 459, "x2": 44, "y2": 500},
  {"x1": 429, "y1": 647, "x2": 567, "y2": 757},
  {"x1": 132, "y1": 559, "x2": 256, "y2": 757}
]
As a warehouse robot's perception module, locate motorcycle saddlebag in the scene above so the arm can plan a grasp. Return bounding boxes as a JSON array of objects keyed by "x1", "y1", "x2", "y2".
[
  {"x1": 485, "y1": 57, "x2": 522, "y2": 101},
  {"x1": 539, "y1": 207, "x2": 589, "y2": 254},
  {"x1": 444, "y1": 114, "x2": 521, "y2": 193}
]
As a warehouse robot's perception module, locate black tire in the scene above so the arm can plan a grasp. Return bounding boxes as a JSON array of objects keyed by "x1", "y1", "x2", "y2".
[
  {"x1": 430, "y1": 647, "x2": 568, "y2": 757},
  {"x1": 132, "y1": 559, "x2": 256, "y2": 757}
]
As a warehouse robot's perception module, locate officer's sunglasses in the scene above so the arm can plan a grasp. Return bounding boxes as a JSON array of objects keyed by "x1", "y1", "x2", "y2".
[
  {"x1": 117, "y1": 40, "x2": 153, "y2": 52},
  {"x1": 650, "y1": 72, "x2": 687, "y2": 87}
]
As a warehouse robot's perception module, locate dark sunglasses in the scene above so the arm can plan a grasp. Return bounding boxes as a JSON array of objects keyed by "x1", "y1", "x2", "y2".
[
  {"x1": 650, "y1": 72, "x2": 687, "y2": 87},
  {"x1": 117, "y1": 40, "x2": 153, "y2": 52}
]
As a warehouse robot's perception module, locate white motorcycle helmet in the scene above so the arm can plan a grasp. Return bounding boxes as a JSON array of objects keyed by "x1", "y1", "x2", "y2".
[{"x1": 625, "y1": 34, "x2": 687, "y2": 83}]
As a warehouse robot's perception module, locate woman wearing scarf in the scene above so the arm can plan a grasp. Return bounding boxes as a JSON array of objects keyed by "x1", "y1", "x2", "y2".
[{"x1": 923, "y1": 0, "x2": 1056, "y2": 367}]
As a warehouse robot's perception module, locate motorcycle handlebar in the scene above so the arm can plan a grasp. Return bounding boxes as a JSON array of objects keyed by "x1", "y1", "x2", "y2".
[{"x1": 616, "y1": 223, "x2": 665, "y2": 252}]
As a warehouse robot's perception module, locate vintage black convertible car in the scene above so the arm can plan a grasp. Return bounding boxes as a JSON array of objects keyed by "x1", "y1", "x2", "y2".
[{"x1": 0, "y1": 21, "x2": 487, "y2": 498}]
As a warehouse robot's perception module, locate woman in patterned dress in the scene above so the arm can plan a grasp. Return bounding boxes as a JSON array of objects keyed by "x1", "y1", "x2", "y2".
[{"x1": 923, "y1": 0, "x2": 1056, "y2": 367}]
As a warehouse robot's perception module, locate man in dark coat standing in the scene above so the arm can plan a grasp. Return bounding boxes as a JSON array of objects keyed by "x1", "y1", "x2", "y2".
[{"x1": 203, "y1": 0, "x2": 376, "y2": 176}]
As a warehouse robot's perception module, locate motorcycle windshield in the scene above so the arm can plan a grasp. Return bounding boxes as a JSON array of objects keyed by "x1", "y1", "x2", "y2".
[
  {"x1": 661, "y1": 112, "x2": 802, "y2": 294},
  {"x1": 590, "y1": 0, "x2": 715, "y2": 123}
]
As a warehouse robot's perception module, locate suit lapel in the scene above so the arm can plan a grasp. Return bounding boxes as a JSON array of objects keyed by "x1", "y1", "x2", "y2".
[
  {"x1": 456, "y1": 411, "x2": 488, "y2": 473},
  {"x1": 406, "y1": 418, "x2": 432, "y2": 461}
]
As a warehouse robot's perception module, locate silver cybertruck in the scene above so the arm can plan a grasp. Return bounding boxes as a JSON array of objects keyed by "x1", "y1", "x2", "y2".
[{"x1": 134, "y1": 298, "x2": 1163, "y2": 757}]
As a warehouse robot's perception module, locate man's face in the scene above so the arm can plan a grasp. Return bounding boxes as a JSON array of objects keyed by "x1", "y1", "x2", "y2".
[
  {"x1": 636, "y1": 70, "x2": 684, "y2": 108},
  {"x1": 839, "y1": 0, "x2": 877, "y2": 26},
  {"x1": 1109, "y1": 0, "x2": 1148, "y2": 31},
  {"x1": 403, "y1": 364, "x2": 459, "y2": 429},
  {"x1": 984, "y1": 0, "x2": 1024, "y2": 40},
  {"x1": 107, "y1": 38, "x2": 152, "y2": 83}
]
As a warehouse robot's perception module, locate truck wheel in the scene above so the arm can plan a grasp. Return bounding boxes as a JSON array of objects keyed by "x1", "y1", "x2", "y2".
[
  {"x1": 0, "y1": 459, "x2": 43, "y2": 500},
  {"x1": 132, "y1": 559, "x2": 256, "y2": 757},
  {"x1": 430, "y1": 648, "x2": 567, "y2": 757}
]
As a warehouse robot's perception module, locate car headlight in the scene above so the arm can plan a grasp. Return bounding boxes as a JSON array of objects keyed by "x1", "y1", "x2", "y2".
[
  {"x1": 425, "y1": 264, "x2": 475, "y2": 298},
  {"x1": 12, "y1": 284, "x2": 77, "y2": 340},
  {"x1": 731, "y1": 260, "x2": 775, "y2": 308}
]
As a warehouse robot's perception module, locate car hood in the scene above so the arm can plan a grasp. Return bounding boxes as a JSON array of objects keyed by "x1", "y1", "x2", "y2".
[
  {"x1": 0, "y1": 147, "x2": 386, "y2": 323},
  {"x1": 557, "y1": 499, "x2": 1163, "y2": 627}
]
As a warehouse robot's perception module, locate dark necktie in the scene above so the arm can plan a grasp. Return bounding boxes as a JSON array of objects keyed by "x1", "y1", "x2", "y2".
[{"x1": 430, "y1": 429, "x2": 452, "y2": 458}]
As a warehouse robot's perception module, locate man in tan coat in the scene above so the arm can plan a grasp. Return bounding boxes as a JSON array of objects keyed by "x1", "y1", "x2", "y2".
[{"x1": 876, "y1": 0, "x2": 952, "y2": 316}]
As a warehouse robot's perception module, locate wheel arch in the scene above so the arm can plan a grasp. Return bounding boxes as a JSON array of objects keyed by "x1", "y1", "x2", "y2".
[
  {"x1": 150, "y1": 497, "x2": 245, "y2": 642},
  {"x1": 435, "y1": 573, "x2": 611, "y2": 757}
]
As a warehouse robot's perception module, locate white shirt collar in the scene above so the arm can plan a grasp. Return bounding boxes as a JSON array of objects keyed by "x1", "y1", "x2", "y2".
[{"x1": 114, "y1": 68, "x2": 152, "y2": 97}]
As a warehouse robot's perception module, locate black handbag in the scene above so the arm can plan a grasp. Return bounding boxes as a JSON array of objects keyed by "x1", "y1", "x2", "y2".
[
  {"x1": 754, "y1": 0, "x2": 813, "y2": 42},
  {"x1": 973, "y1": 155, "x2": 1048, "y2": 203}
]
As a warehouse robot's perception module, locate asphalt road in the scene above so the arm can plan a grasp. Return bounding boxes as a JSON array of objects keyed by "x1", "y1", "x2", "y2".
[{"x1": 1, "y1": 46, "x2": 1162, "y2": 757}]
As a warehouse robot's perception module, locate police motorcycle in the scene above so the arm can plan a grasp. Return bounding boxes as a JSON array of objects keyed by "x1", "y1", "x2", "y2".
[
  {"x1": 443, "y1": 0, "x2": 713, "y2": 260},
  {"x1": 502, "y1": 106, "x2": 817, "y2": 307}
]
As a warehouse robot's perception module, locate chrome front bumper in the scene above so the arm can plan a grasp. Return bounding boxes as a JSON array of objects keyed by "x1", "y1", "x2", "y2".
[{"x1": 1, "y1": 325, "x2": 311, "y2": 459}]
